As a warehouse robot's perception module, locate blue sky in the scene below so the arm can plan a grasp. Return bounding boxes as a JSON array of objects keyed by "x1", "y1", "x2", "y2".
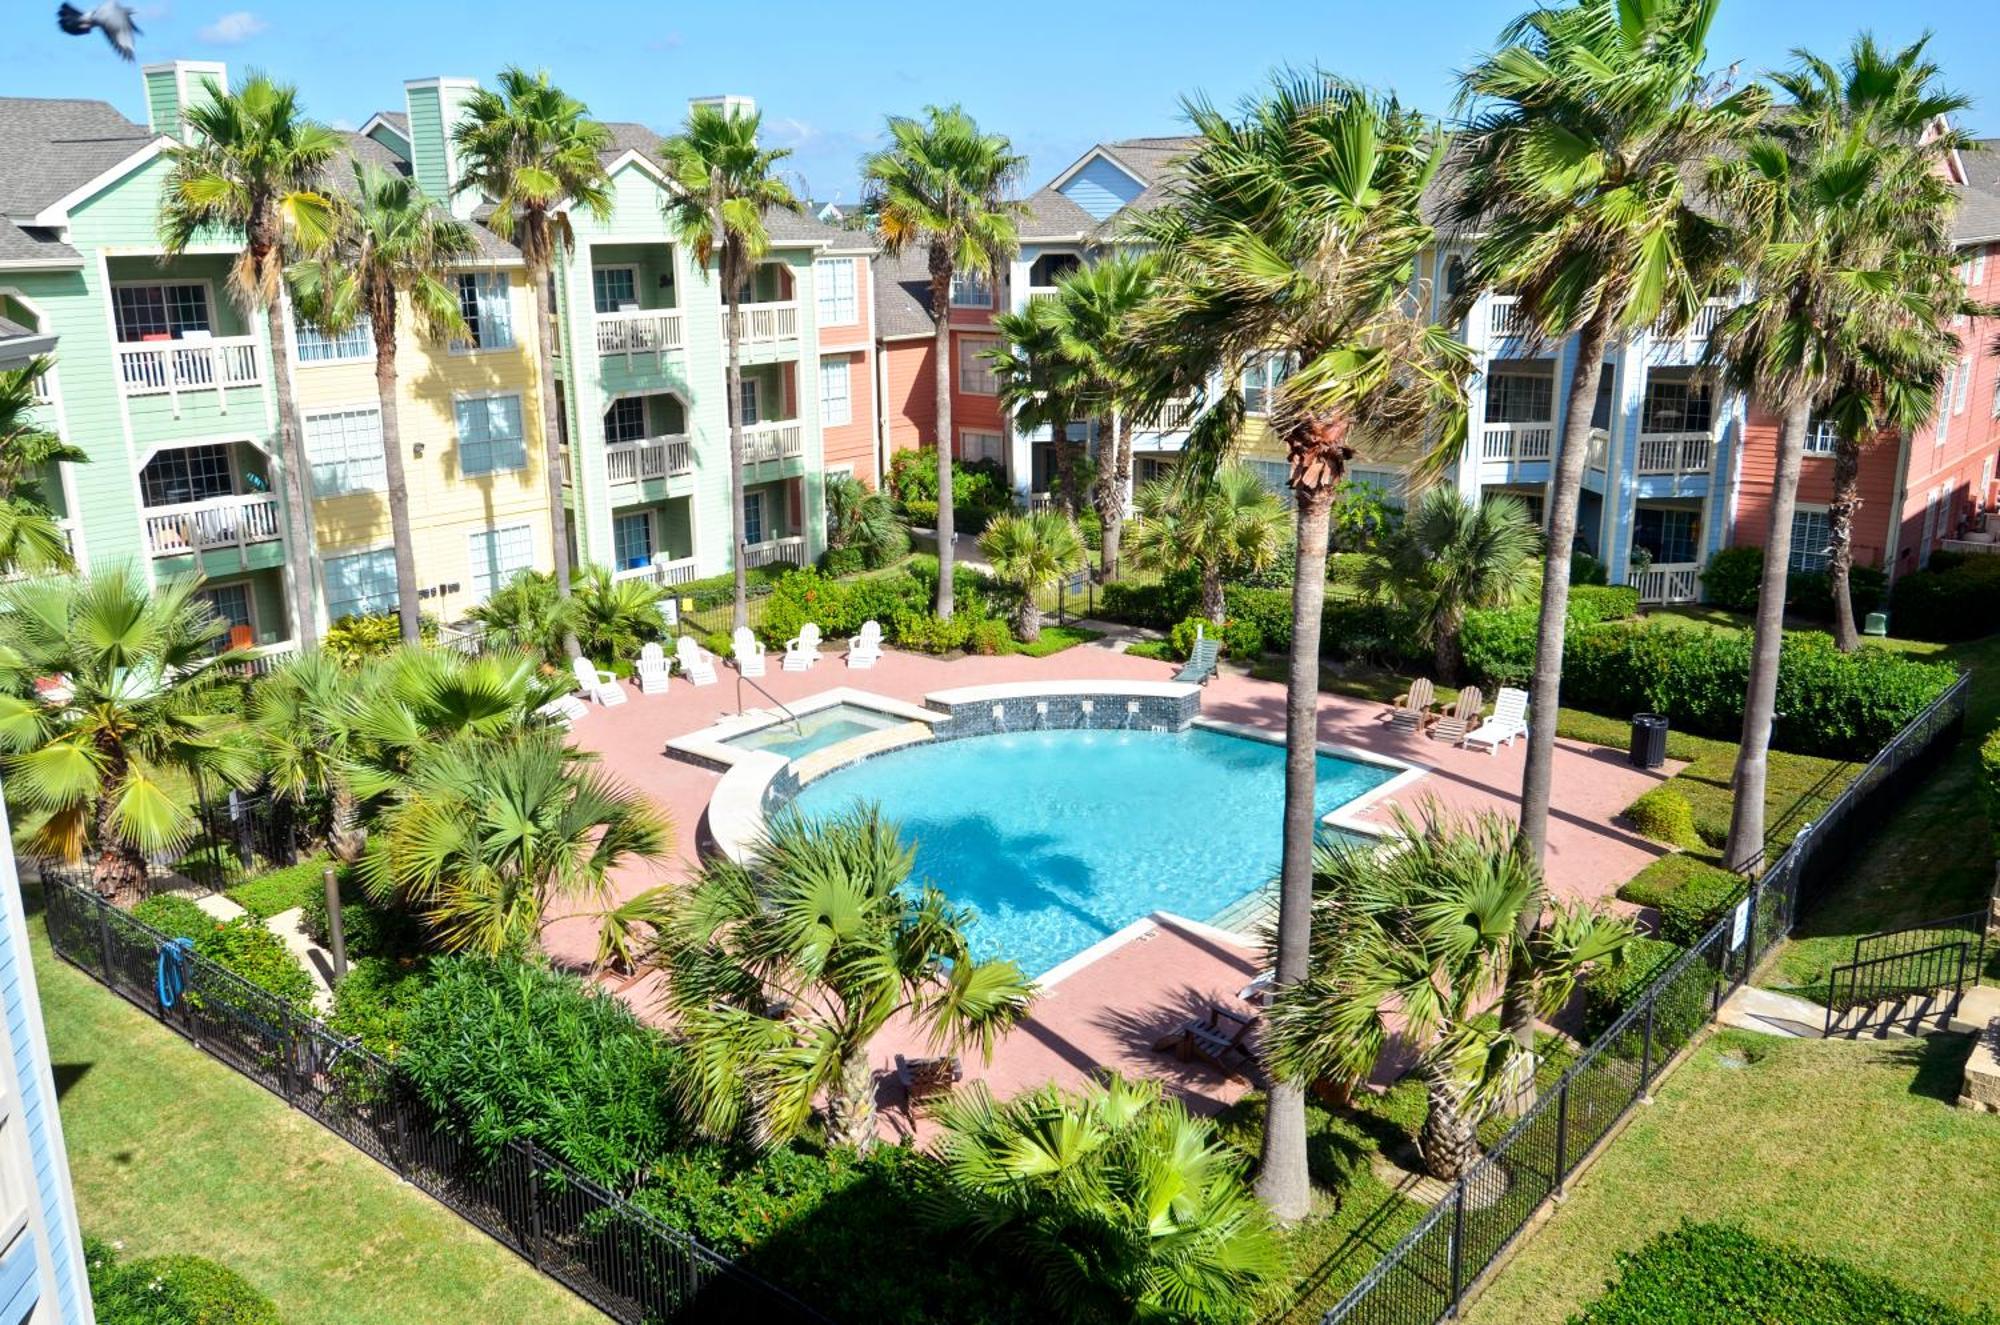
[{"x1": 11, "y1": 1, "x2": 1998, "y2": 202}]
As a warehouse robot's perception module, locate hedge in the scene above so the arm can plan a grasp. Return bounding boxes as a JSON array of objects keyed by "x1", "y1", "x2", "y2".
[
  {"x1": 1582, "y1": 936, "x2": 1712, "y2": 1048},
  {"x1": 1658, "y1": 866, "x2": 1746, "y2": 946},
  {"x1": 223, "y1": 855, "x2": 332, "y2": 919},
  {"x1": 1623, "y1": 787, "x2": 1699, "y2": 849},
  {"x1": 1571, "y1": 1220, "x2": 2000, "y2": 1324},
  {"x1": 1982, "y1": 725, "x2": 2000, "y2": 856},
  {"x1": 86, "y1": 1234, "x2": 282, "y2": 1325},
  {"x1": 1892, "y1": 554, "x2": 2000, "y2": 642},
  {"x1": 1617, "y1": 852, "x2": 1737, "y2": 910},
  {"x1": 302, "y1": 871, "x2": 422, "y2": 960},
  {"x1": 131, "y1": 895, "x2": 317, "y2": 1012},
  {"x1": 1697, "y1": 546, "x2": 1887, "y2": 620}
]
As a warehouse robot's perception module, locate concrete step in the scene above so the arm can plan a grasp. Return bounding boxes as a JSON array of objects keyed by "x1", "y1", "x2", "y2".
[
  {"x1": 1948, "y1": 984, "x2": 2000, "y2": 1037},
  {"x1": 1826, "y1": 989, "x2": 1960, "y2": 1040},
  {"x1": 1720, "y1": 986, "x2": 1825, "y2": 1038}
]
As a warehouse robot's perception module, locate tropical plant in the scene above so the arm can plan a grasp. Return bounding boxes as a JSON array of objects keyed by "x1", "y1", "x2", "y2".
[
  {"x1": 925, "y1": 1073, "x2": 1280, "y2": 1325},
  {"x1": 289, "y1": 159, "x2": 475, "y2": 644},
  {"x1": 987, "y1": 301, "x2": 1086, "y2": 515},
  {"x1": 978, "y1": 511, "x2": 1085, "y2": 642},
  {"x1": 659, "y1": 103, "x2": 803, "y2": 631},
  {"x1": 1263, "y1": 808, "x2": 1634, "y2": 1182},
  {"x1": 465, "y1": 568, "x2": 585, "y2": 661},
  {"x1": 1363, "y1": 488, "x2": 1541, "y2": 681},
  {"x1": 250, "y1": 648, "x2": 368, "y2": 861},
  {"x1": 359, "y1": 731, "x2": 670, "y2": 957},
  {"x1": 656, "y1": 804, "x2": 1034, "y2": 1149},
  {"x1": 453, "y1": 68, "x2": 613, "y2": 655},
  {"x1": 0, "y1": 358, "x2": 84, "y2": 576},
  {"x1": 0, "y1": 571, "x2": 253, "y2": 901},
  {"x1": 863, "y1": 107, "x2": 1026, "y2": 618},
  {"x1": 1704, "y1": 35, "x2": 1967, "y2": 872},
  {"x1": 1128, "y1": 73, "x2": 1471, "y2": 1220},
  {"x1": 573, "y1": 563, "x2": 671, "y2": 661},
  {"x1": 822, "y1": 472, "x2": 908, "y2": 570},
  {"x1": 1127, "y1": 465, "x2": 1286, "y2": 622},
  {"x1": 159, "y1": 73, "x2": 340, "y2": 651}
]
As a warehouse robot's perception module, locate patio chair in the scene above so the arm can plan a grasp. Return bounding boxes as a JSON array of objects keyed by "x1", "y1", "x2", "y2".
[
  {"x1": 847, "y1": 619, "x2": 884, "y2": 669},
  {"x1": 1385, "y1": 676, "x2": 1437, "y2": 735},
  {"x1": 1153, "y1": 1004, "x2": 1259, "y2": 1082},
  {"x1": 732, "y1": 627, "x2": 767, "y2": 678},
  {"x1": 894, "y1": 1053, "x2": 963, "y2": 1118},
  {"x1": 1429, "y1": 686, "x2": 1483, "y2": 746},
  {"x1": 570, "y1": 655, "x2": 626, "y2": 707},
  {"x1": 534, "y1": 694, "x2": 590, "y2": 729},
  {"x1": 1173, "y1": 624, "x2": 1221, "y2": 685},
  {"x1": 634, "y1": 642, "x2": 671, "y2": 695},
  {"x1": 675, "y1": 635, "x2": 717, "y2": 687},
  {"x1": 783, "y1": 622, "x2": 823, "y2": 672},
  {"x1": 1464, "y1": 686, "x2": 1530, "y2": 754}
]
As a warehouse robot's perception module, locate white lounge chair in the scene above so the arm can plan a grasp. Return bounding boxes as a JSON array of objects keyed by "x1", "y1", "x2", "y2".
[
  {"x1": 535, "y1": 694, "x2": 590, "y2": 728},
  {"x1": 675, "y1": 635, "x2": 717, "y2": 686},
  {"x1": 1464, "y1": 686, "x2": 1529, "y2": 754},
  {"x1": 847, "y1": 619, "x2": 883, "y2": 669},
  {"x1": 783, "y1": 622, "x2": 822, "y2": 672},
  {"x1": 634, "y1": 641, "x2": 671, "y2": 695},
  {"x1": 571, "y1": 655, "x2": 626, "y2": 707},
  {"x1": 732, "y1": 626, "x2": 766, "y2": 678}
]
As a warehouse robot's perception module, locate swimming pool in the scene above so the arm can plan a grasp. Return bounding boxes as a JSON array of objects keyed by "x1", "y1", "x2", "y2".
[
  {"x1": 724, "y1": 703, "x2": 909, "y2": 759},
  {"x1": 788, "y1": 725, "x2": 1399, "y2": 977}
]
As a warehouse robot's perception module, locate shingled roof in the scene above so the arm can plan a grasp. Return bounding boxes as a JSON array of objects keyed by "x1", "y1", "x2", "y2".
[
  {"x1": 0, "y1": 96, "x2": 155, "y2": 217},
  {"x1": 1954, "y1": 139, "x2": 2000, "y2": 245},
  {"x1": 1019, "y1": 135, "x2": 1201, "y2": 241}
]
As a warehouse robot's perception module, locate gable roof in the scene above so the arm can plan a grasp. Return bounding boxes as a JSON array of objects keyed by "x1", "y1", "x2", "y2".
[
  {"x1": 361, "y1": 110, "x2": 410, "y2": 145},
  {"x1": 873, "y1": 246, "x2": 936, "y2": 339},
  {"x1": 0, "y1": 218, "x2": 78, "y2": 268},
  {"x1": 0, "y1": 96, "x2": 155, "y2": 218},
  {"x1": 1021, "y1": 135, "x2": 1200, "y2": 241},
  {"x1": 0, "y1": 313, "x2": 57, "y2": 366},
  {"x1": 594, "y1": 122, "x2": 859, "y2": 249},
  {"x1": 1954, "y1": 138, "x2": 2000, "y2": 246}
]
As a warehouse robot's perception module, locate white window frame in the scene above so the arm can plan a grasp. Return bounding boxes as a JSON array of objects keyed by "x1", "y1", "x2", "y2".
[
  {"x1": 592, "y1": 265, "x2": 639, "y2": 315},
  {"x1": 739, "y1": 378, "x2": 762, "y2": 426},
  {"x1": 292, "y1": 309, "x2": 373, "y2": 365},
  {"x1": 959, "y1": 429, "x2": 1004, "y2": 465},
  {"x1": 1243, "y1": 354, "x2": 1292, "y2": 416},
  {"x1": 818, "y1": 357, "x2": 852, "y2": 427},
  {"x1": 454, "y1": 392, "x2": 529, "y2": 477},
  {"x1": 743, "y1": 489, "x2": 767, "y2": 546},
  {"x1": 1803, "y1": 416, "x2": 1838, "y2": 456},
  {"x1": 450, "y1": 272, "x2": 516, "y2": 354},
  {"x1": 958, "y1": 337, "x2": 999, "y2": 395},
  {"x1": 1789, "y1": 505, "x2": 1833, "y2": 574},
  {"x1": 467, "y1": 522, "x2": 536, "y2": 601},
  {"x1": 302, "y1": 405, "x2": 388, "y2": 498},
  {"x1": 1954, "y1": 355, "x2": 1973, "y2": 415},
  {"x1": 948, "y1": 268, "x2": 993, "y2": 309},
  {"x1": 323, "y1": 546, "x2": 400, "y2": 622},
  {"x1": 603, "y1": 396, "x2": 648, "y2": 445},
  {"x1": 1939, "y1": 361, "x2": 1958, "y2": 444},
  {"x1": 814, "y1": 257, "x2": 857, "y2": 326},
  {"x1": 198, "y1": 579, "x2": 258, "y2": 642},
  {"x1": 110, "y1": 278, "x2": 216, "y2": 343}
]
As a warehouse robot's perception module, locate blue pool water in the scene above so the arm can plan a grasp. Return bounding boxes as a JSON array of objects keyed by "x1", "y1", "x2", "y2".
[
  {"x1": 789, "y1": 726, "x2": 1397, "y2": 977},
  {"x1": 725, "y1": 704, "x2": 905, "y2": 758}
]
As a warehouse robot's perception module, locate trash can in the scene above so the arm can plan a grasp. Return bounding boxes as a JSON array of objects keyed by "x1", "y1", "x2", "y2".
[
  {"x1": 1629, "y1": 713, "x2": 1669, "y2": 769},
  {"x1": 1863, "y1": 611, "x2": 1889, "y2": 638}
]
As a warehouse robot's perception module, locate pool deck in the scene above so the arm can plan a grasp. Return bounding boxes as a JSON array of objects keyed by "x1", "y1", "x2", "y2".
[{"x1": 546, "y1": 638, "x2": 1679, "y2": 1122}]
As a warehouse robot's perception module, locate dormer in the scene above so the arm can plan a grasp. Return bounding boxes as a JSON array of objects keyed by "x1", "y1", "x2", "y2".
[{"x1": 1049, "y1": 148, "x2": 1146, "y2": 221}]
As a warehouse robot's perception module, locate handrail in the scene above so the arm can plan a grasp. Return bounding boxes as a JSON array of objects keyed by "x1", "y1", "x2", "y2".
[{"x1": 734, "y1": 669, "x2": 802, "y2": 735}]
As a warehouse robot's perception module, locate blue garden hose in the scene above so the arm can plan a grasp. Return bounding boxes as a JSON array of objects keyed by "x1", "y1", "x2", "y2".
[{"x1": 156, "y1": 937, "x2": 193, "y2": 1010}]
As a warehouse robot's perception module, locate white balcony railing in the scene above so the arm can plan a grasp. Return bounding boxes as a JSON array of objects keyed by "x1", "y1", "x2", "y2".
[
  {"x1": 1635, "y1": 431, "x2": 1713, "y2": 475},
  {"x1": 1652, "y1": 300, "x2": 1729, "y2": 345},
  {"x1": 142, "y1": 494, "x2": 282, "y2": 557},
  {"x1": 234, "y1": 638, "x2": 300, "y2": 677},
  {"x1": 611, "y1": 555, "x2": 701, "y2": 586},
  {"x1": 604, "y1": 435, "x2": 693, "y2": 484},
  {"x1": 29, "y1": 372, "x2": 52, "y2": 405},
  {"x1": 1480, "y1": 420, "x2": 1554, "y2": 462},
  {"x1": 1630, "y1": 561, "x2": 1702, "y2": 605},
  {"x1": 1027, "y1": 288, "x2": 1061, "y2": 305},
  {"x1": 741, "y1": 421, "x2": 804, "y2": 466},
  {"x1": 728, "y1": 302, "x2": 799, "y2": 344},
  {"x1": 594, "y1": 309, "x2": 684, "y2": 361},
  {"x1": 743, "y1": 535, "x2": 806, "y2": 569},
  {"x1": 117, "y1": 337, "x2": 262, "y2": 415},
  {"x1": 1487, "y1": 296, "x2": 1530, "y2": 340}
]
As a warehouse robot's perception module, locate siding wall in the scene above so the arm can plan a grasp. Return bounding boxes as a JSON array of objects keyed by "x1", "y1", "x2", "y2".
[
  {"x1": 1731, "y1": 413, "x2": 1902, "y2": 569},
  {"x1": 1059, "y1": 155, "x2": 1145, "y2": 220}
]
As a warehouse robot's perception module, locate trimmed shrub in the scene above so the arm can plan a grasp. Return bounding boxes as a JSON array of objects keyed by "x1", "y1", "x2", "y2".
[
  {"x1": 758, "y1": 568, "x2": 853, "y2": 646},
  {"x1": 1658, "y1": 865, "x2": 1746, "y2": 946},
  {"x1": 1891, "y1": 553, "x2": 2000, "y2": 642},
  {"x1": 902, "y1": 497, "x2": 939, "y2": 528},
  {"x1": 1098, "y1": 572, "x2": 1199, "y2": 629},
  {"x1": 86, "y1": 1234, "x2": 282, "y2": 1325},
  {"x1": 1698, "y1": 546, "x2": 1763, "y2": 610},
  {"x1": 301, "y1": 873, "x2": 421, "y2": 961},
  {"x1": 1221, "y1": 586, "x2": 1292, "y2": 647},
  {"x1": 1623, "y1": 787, "x2": 1699, "y2": 849},
  {"x1": 1459, "y1": 604, "x2": 1542, "y2": 688},
  {"x1": 1617, "y1": 852, "x2": 1735, "y2": 910},
  {"x1": 1570, "y1": 584, "x2": 1641, "y2": 623},
  {"x1": 819, "y1": 545, "x2": 866, "y2": 577},
  {"x1": 1220, "y1": 617, "x2": 1265, "y2": 660},
  {"x1": 1570, "y1": 550, "x2": 1610, "y2": 586},
  {"x1": 631, "y1": 1142, "x2": 904, "y2": 1255},
  {"x1": 967, "y1": 619, "x2": 1011, "y2": 655},
  {"x1": 1169, "y1": 617, "x2": 1211, "y2": 660},
  {"x1": 1787, "y1": 565, "x2": 1887, "y2": 622},
  {"x1": 844, "y1": 573, "x2": 928, "y2": 633},
  {"x1": 701, "y1": 629, "x2": 734, "y2": 661},
  {"x1": 131, "y1": 893, "x2": 217, "y2": 940},
  {"x1": 891, "y1": 611, "x2": 972, "y2": 654},
  {"x1": 131, "y1": 895, "x2": 316, "y2": 1012},
  {"x1": 327, "y1": 955, "x2": 434, "y2": 1058},
  {"x1": 1582, "y1": 936, "x2": 1707, "y2": 1046},
  {"x1": 224, "y1": 855, "x2": 331, "y2": 920}
]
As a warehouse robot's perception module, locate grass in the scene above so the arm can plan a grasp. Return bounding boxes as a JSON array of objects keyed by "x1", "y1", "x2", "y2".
[
  {"x1": 223, "y1": 858, "x2": 328, "y2": 920},
  {"x1": 30, "y1": 892, "x2": 603, "y2": 1325},
  {"x1": 1005, "y1": 624, "x2": 1103, "y2": 657},
  {"x1": 1459, "y1": 1031, "x2": 2000, "y2": 1325}
]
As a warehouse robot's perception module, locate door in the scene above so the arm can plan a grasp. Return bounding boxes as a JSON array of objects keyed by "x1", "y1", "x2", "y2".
[
  {"x1": 613, "y1": 511, "x2": 655, "y2": 570},
  {"x1": 743, "y1": 490, "x2": 766, "y2": 547}
]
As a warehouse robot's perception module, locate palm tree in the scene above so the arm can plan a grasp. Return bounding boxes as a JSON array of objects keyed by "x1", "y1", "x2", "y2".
[
  {"x1": 361, "y1": 731, "x2": 669, "y2": 956},
  {"x1": 657, "y1": 804, "x2": 1034, "y2": 1150},
  {"x1": 823, "y1": 473, "x2": 908, "y2": 569},
  {"x1": 289, "y1": 160, "x2": 475, "y2": 645},
  {"x1": 0, "y1": 358, "x2": 85, "y2": 576},
  {"x1": 926, "y1": 1073, "x2": 1280, "y2": 1325},
  {"x1": 453, "y1": 68, "x2": 614, "y2": 657},
  {"x1": 987, "y1": 302, "x2": 1085, "y2": 515},
  {"x1": 658, "y1": 105, "x2": 803, "y2": 632},
  {"x1": 1126, "y1": 465, "x2": 1286, "y2": 623},
  {"x1": 0, "y1": 571, "x2": 253, "y2": 901},
  {"x1": 978, "y1": 510, "x2": 1085, "y2": 642},
  {"x1": 1128, "y1": 75, "x2": 1471, "y2": 1221},
  {"x1": 1705, "y1": 36, "x2": 1967, "y2": 872},
  {"x1": 571, "y1": 563, "x2": 670, "y2": 661},
  {"x1": 863, "y1": 107, "x2": 1026, "y2": 619},
  {"x1": 1363, "y1": 488, "x2": 1540, "y2": 682},
  {"x1": 1263, "y1": 808, "x2": 1633, "y2": 1182},
  {"x1": 464, "y1": 567, "x2": 584, "y2": 662},
  {"x1": 251, "y1": 648, "x2": 367, "y2": 862},
  {"x1": 159, "y1": 73, "x2": 340, "y2": 651}
]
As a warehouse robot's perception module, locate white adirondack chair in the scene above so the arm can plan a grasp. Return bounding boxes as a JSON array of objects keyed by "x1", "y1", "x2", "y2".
[
  {"x1": 535, "y1": 694, "x2": 590, "y2": 728},
  {"x1": 675, "y1": 634, "x2": 718, "y2": 686},
  {"x1": 847, "y1": 619, "x2": 884, "y2": 669},
  {"x1": 783, "y1": 622, "x2": 822, "y2": 672},
  {"x1": 732, "y1": 626, "x2": 766, "y2": 677},
  {"x1": 634, "y1": 641, "x2": 671, "y2": 695},
  {"x1": 1464, "y1": 686, "x2": 1529, "y2": 754},
  {"x1": 571, "y1": 655, "x2": 626, "y2": 707}
]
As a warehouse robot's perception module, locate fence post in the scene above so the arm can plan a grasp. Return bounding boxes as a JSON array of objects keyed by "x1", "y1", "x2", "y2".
[
  {"x1": 93, "y1": 891, "x2": 114, "y2": 986},
  {"x1": 1448, "y1": 1182, "x2": 1467, "y2": 1315},
  {"x1": 1553, "y1": 1081, "x2": 1570, "y2": 1198},
  {"x1": 526, "y1": 1144, "x2": 545, "y2": 1268},
  {"x1": 1639, "y1": 999, "x2": 1656, "y2": 1102}
]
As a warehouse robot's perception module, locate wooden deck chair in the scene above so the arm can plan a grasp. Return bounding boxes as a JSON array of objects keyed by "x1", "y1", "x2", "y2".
[
  {"x1": 1429, "y1": 686, "x2": 1483, "y2": 745},
  {"x1": 1153, "y1": 1005, "x2": 1259, "y2": 1082},
  {"x1": 1386, "y1": 676, "x2": 1437, "y2": 734},
  {"x1": 894, "y1": 1053, "x2": 963, "y2": 1118}
]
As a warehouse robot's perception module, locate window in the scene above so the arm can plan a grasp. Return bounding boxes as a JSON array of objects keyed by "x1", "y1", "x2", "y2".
[
  {"x1": 1991, "y1": 373, "x2": 2000, "y2": 419},
  {"x1": 960, "y1": 430, "x2": 1004, "y2": 465},
  {"x1": 604, "y1": 397, "x2": 647, "y2": 444},
  {"x1": 452, "y1": 273, "x2": 514, "y2": 351},
  {"x1": 198, "y1": 582, "x2": 253, "y2": 643},
  {"x1": 1641, "y1": 379, "x2": 1712, "y2": 433},
  {"x1": 113, "y1": 282, "x2": 210, "y2": 341},
  {"x1": 1939, "y1": 361, "x2": 1957, "y2": 445},
  {"x1": 613, "y1": 511, "x2": 655, "y2": 570},
  {"x1": 1954, "y1": 355, "x2": 1973, "y2": 415},
  {"x1": 1965, "y1": 248, "x2": 1987, "y2": 287},
  {"x1": 1485, "y1": 372, "x2": 1554, "y2": 424},
  {"x1": 958, "y1": 338, "x2": 998, "y2": 395},
  {"x1": 819, "y1": 358, "x2": 852, "y2": 427},
  {"x1": 293, "y1": 311, "x2": 372, "y2": 364},
  {"x1": 739, "y1": 379, "x2": 761, "y2": 426},
  {"x1": 468, "y1": 523, "x2": 535, "y2": 600},
  {"x1": 815, "y1": 258, "x2": 857, "y2": 325},
  {"x1": 743, "y1": 490, "x2": 766, "y2": 546},
  {"x1": 324, "y1": 547, "x2": 399, "y2": 621},
  {"x1": 1246, "y1": 459, "x2": 1291, "y2": 498},
  {"x1": 140, "y1": 443, "x2": 233, "y2": 507},
  {"x1": 304, "y1": 407, "x2": 386, "y2": 497},
  {"x1": 1804, "y1": 416, "x2": 1838, "y2": 456},
  {"x1": 455, "y1": 394, "x2": 527, "y2": 475},
  {"x1": 1634, "y1": 507, "x2": 1699, "y2": 564},
  {"x1": 1790, "y1": 508, "x2": 1832, "y2": 573},
  {"x1": 592, "y1": 267, "x2": 638, "y2": 315},
  {"x1": 1243, "y1": 354, "x2": 1292, "y2": 414},
  {"x1": 948, "y1": 268, "x2": 992, "y2": 308}
]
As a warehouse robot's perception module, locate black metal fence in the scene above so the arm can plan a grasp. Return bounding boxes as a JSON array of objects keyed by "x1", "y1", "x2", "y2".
[
  {"x1": 1822, "y1": 910, "x2": 1990, "y2": 1036},
  {"x1": 42, "y1": 882, "x2": 831, "y2": 1325},
  {"x1": 1317, "y1": 671, "x2": 1971, "y2": 1325}
]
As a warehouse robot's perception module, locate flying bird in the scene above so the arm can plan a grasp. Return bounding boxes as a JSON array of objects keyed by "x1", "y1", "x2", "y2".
[{"x1": 56, "y1": 3, "x2": 142, "y2": 61}]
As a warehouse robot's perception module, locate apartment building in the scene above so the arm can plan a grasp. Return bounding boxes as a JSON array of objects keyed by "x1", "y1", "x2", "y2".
[{"x1": 873, "y1": 244, "x2": 1012, "y2": 481}]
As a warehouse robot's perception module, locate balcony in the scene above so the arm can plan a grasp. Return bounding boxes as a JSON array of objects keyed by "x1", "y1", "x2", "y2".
[
  {"x1": 595, "y1": 309, "x2": 684, "y2": 362},
  {"x1": 741, "y1": 421, "x2": 804, "y2": 467},
  {"x1": 1652, "y1": 300, "x2": 1728, "y2": 345},
  {"x1": 743, "y1": 535, "x2": 806, "y2": 569},
  {"x1": 611, "y1": 555, "x2": 700, "y2": 586},
  {"x1": 29, "y1": 371, "x2": 51, "y2": 405},
  {"x1": 1027, "y1": 288, "x2": 1061, "y2": 305},
  {"x1": 1487, "y1": 295, "x2": 1533, "y2": 341},
  {"x1": 142, "y1": 493, "x2": 282, "y2": 558},
  {"x1": 604, "y1": 435, "x2": 693, "y2": 484},
  {"x1": 1480, "y1": 420, "x2": 1554, "y2": 462},
  {"x1": 1629, "y1": 561, "x2": 1702, "y2": 605},
  {"x1": 117, "y1": 337, "x2": 262, "y2": 415},
  {"x1": 727, "y1": 302, "x2": 800, "y2": 345},
  {"x1": 1635, "y1": 431, "x2": 1713, "y2": 476}
]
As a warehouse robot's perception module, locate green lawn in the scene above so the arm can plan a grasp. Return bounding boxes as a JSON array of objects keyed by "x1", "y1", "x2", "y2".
[
  {"x1": 30, "y1": 895, "x2": 604, "y2": 1325},
  {"x1": 1459, "y1": 1031, "x2": 2000, "y2": 1325}
]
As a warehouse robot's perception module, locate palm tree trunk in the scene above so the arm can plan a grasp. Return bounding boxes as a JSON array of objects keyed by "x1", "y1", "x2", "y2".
[
  {"x1": 1096, "y1": 410, "x2": 1127, "y2": 581},
  {"x1": 1829, "y1": 435, "x2": 1863, "y2": 652},
  {"x1": 91, "y1": 741, "x2": 146, "y2": 903},
  {"x1": 1418, "y1": 1061, "x2": 1482, "y2": 1183},
  {"x1": 371, "y1": 300, "x2": 421, "y2": 646},
  {"x1": 721, "y1": 229, "x2": 750, "y2": 634},
  {"x1": 826, "y1": 1046, "x2": 878, "y2": 1151},
  {"x1": 930, "y1": 252, "x2": 956, "y2": 620},
  {"x1": 1726, "y1": 400, "x2": 1811, "y2": 873},
  {"x1": 1054, "y1": 420, "x2": 1077, "y2": 515},
  {"x1": 1256, "y1": 475, "x2": 1336, "y2": 1224},
  {"x1": 1201, "y1": 563, "x2": 1226, "y2": 624},
  {"x1": 1434, "y1": 611, "x2": 1463, "y2": 685},
  {"x1": 527, "y1": 250, "x2": 580, "y2": 660},
  {"x1": 328, "y1": 785, "x2": 363, "y2": 866},
  {"x1": 263, "y1": 295, "x2": 321, "y2": 652},
  {"x1": 1015, "y1": 594, "x2": 1042, "y2": 643}
]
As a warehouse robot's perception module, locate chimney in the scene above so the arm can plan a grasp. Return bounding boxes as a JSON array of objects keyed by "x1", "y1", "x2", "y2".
[
  {"x1": 403, "y1": 77, "x2": 482, "y2": 217},
  {"x1": 142, "y1": 61, "x2": 228, "y2": 143},
  {"x1": 688, "y1": 95, "x2": 758, "y2": 122}
]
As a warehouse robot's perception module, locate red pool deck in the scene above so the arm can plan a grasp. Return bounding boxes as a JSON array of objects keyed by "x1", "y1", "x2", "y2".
[{"x1": 547, "y1": 639, "x2": 1677, "y2": 1120}]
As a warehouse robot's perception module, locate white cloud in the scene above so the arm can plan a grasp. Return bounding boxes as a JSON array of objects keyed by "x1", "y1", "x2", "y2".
[
  {"x1": 198, "y1": 11, "x2": 267, "y2": 43},
  {"x1": 765, "y1": 117, "x2": 820, "y2": 149}
]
